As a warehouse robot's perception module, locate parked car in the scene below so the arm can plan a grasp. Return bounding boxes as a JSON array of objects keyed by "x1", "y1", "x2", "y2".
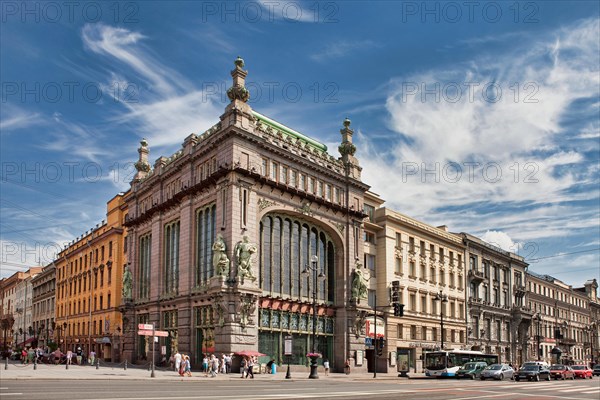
[
  {"x1": 593, "y1": 364, "x2": 600, "y2": 377},
  {"x1": 480, "y1": 364, "x2": 514, "y2": 381},
  {"x1": 521, "y1": 361, "x2": 550, "y2": 369},
  {"x1": 514, "y1": 365, "x2": 551, "y2": 381},
  {"x1": 571, "y1": 365, "x2": 593, "y2": 379},
  {"x1": 549, "y1": 364, "x2": 575, "y2": 380},
  {"x1": 456, "y1": 362, "x2": 488, "y2": 379}
]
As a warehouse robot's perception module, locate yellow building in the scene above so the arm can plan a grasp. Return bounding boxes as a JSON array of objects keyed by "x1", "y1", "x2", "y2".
[{"x1": 55, "y1": 194, "x2": 127, "y2": 361}]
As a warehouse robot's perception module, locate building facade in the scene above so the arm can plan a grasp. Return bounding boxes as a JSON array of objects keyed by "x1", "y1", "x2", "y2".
[
  {"x1": 122, "y1": 58, "x2": 372, "y2": 372},
  {"x1": 54, "y1": 194, "x2": 127, "y2": 361},
  {"x1": 31, "y1": 263, "x2": 56, "y2": 349},
  {"x1": 462, "y1": 233, "x2": 531, "y2": 365},
  {"x1": 527, "y1": 273, "x2": 598, "y2": 365},
  {"x1": 364, "y1": 194, "x2": 467, "y2": 374}
]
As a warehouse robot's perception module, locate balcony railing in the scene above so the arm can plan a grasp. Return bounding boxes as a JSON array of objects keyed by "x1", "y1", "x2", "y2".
[{"x1": 468, "y1": 269, "x2": 485, "y2": 281}]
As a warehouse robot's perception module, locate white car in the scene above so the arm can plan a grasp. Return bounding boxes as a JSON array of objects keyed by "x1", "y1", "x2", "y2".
[{"x1": 480, "y1": 364, "x2": 515, "y2": 380}]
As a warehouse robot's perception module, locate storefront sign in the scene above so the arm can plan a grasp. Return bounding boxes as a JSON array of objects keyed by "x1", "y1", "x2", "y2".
[{"x1": 365, "y1": 316, "x2": 385, "y2": 338}]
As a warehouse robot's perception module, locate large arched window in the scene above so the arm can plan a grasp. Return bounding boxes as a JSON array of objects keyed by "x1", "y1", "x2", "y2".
[{"x1": 259, "y1": 214, "x2": 335, "y2": 303}]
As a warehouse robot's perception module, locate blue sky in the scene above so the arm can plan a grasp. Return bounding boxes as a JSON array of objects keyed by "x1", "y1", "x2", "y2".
[{"x1": 1, "y1": 1, "x2": 599, "y2": 287}]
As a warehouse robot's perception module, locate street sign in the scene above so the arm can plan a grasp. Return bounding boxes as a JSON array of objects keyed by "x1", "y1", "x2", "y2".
[
  {"x1": 137, "y1": 329, "x2": 169, "y2": 337},
  {"x1": 138, "y1": 323, "x2": 154, "y2": 330},
  {"x1": 284, "y1": 336, "x2": 292, "y2": 356}
]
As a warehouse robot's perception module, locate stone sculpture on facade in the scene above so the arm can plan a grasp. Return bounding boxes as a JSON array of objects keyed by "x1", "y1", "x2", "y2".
[
  {"x1": 351, "y1": 261, "x2": 369, "y2": 302},
  {"x1": 212, "y1": 234, "x2": 230, "y2": 276},
  {"x1": 353, "y1": 310, "x2": 368, "y2": 338},
  {"x1": 212, "y1": 296, "x2": 228, "y2": 327},
  {"x1": 234, "y1": 236, "x2": 257, "y2": 282},
  {"x1": 122, "y1": 264, "x2": 133, "y2": 300},
  {"x1": 238, "y1": 294, "x2": 256, "y2": 329}
]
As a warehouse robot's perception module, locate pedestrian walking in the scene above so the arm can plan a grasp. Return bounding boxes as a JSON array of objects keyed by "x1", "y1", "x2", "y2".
[
  {"x1": 89, "y1": 350, "x2": 96, "y2": 365},
  {"x1": 174, "y1": 351, "x2": 182, "y2": 372},
  {"x1": 66, "y1": 350, "x2": 73, "y2": 365},
  {"x1": 246, "y1": 356, "x2": 255, "y2": 379},
  {"x1": 210, "y1": 354, "x2": 219, "y2": 377},
  {"x1": 344, "y1": 358, "x2": 351, "y2": 375},
  {"x1": 240, "y1": 357, "x2": 247, "y2": 378},
  {"x1": 203, "y1": 356, "x2": 209, "y2": 376},
  {"x1": 225, "y1": 354, "x2": 232, "y2": 374},
  {"x1": 183, "y1": 355, "x2": 192, "y2": 377},
  {"x1": 323, "y1": 358, "x2": 330, "y2": 376}
]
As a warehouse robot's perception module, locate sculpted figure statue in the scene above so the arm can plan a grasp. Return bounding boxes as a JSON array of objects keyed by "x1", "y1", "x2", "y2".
[
  {"x1": 351, "y1": 262, "x2": 369, "y2": 302},
  {"x1": 234, "y1": 236, "x2": 257, "y2": 281},
  {"x1": 212, "y1": 234, "x2": 230, "y2": 276},
  {"x1": 122, "y1": 265, "x2": 133, "y2": 300}
]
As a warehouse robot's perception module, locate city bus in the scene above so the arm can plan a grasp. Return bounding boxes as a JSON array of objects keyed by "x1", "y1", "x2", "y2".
[{"x1": 424, "y1": 350, "x2": 499, "y2": 377}]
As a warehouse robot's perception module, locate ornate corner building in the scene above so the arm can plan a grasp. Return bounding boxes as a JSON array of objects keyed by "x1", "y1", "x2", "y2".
[{"x1": 121, "y1": 58, "x2": 372, "y2": 372}]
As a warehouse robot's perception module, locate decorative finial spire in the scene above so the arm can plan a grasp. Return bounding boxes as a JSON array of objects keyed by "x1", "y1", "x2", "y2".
[
  {"x1": 227, "y1": 56, "x2": 249, "y2": 102},
  {"x1": 133, "y1": 138, "x2": 151, "y2": 182},
  {"x1": 338, "y1": 118, "x2": 356, "y2": 157},
  {"x1": 234, "y1": 56, "x2": 245, "y2": 68}
]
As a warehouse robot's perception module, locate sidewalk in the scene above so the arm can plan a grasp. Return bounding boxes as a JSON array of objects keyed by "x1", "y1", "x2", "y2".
[{"x1": 0, "y1": 360, "x2": 427, "y2": 381}]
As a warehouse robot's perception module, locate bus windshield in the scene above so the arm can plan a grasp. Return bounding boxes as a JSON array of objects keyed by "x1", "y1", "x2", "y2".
[{"x1": 425, "y1": 353, "x2": 448, "y2": 370}]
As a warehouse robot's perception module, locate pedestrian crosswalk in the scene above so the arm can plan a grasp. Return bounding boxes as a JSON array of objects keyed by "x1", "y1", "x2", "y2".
[{"x1": 480, "y1": 381, "x2": 600, "y2": 395}]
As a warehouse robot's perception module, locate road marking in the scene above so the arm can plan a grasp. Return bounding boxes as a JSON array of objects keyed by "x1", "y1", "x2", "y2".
[
  {"x1": 0, "y1": 393, "x2": 23, "y2": 396},
  {"x1": 558, "y1": 387, "x2": 600, "y2": 392}
]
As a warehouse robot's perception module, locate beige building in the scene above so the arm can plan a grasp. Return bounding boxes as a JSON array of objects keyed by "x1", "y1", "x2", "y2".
[
  {"x1": 364, "y1": 192, "x2": 467, "y2": 373},
  {"x1": 528, "y1": 273, "x2": 598, "y2": 365},
  {"x1": 31, "y1": 263, "x2": 56, "y2": 349},
  {"x1": 461, "y1": 233, "x2": 530, "y2": 365}
]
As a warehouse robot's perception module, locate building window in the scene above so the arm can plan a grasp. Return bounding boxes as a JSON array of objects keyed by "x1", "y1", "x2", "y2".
[
  {"x1": 281, "y1": 166, "x2": 288, "y2": 184},
  {"x1": 395, "y1": 257, "x2": 402, "y2": 275},
  {"x1": 368, "y1": 290, "x2": 376, "y2": 308},
  {"x1": 469, "y1": 255, "x2": 477, "y2": 271},
  {"x1": 397, "y1": 324, "x2": 403, "y2": 339},
  {"x1": 259, "y1": 214, "x2": 335, "y2": 303},
  {"x1": 261, "y1": 158, "x2": 268, "y2": 176},
  {"x1": 164, "y1": 220, "x2": 180, "y2": 295},
  {"x1": 395, "y1": 233, "x2": 401, "y2": 248},
  {"x1": 409, "y1": 293, "x2": 416, "y2": 311},
  {"x1": 364, "y1": 231, "x2": 375, "y2": 244},
  {"x1": 291, "y1": 170, "x2": 298, "y2": 187},
  {"x1": 138, "y1": 233, "x2": 152, "y2": 299},
  {"x1": 108, "y1": 241, "x2": 113, "y2": 258},
  {"x1": 271, "y1": 162, "x2": 278, "y2": 181},
  {"x1": 411, "y1": 325, "x2": 417, "y2": 340},
  {"x1": 107, "y1": 293, "x2": 111, "y2": 309},
  {"x1": 299, "y1": 174, "x2": 306, "y2": 191},
  {"x1": 409, "y1": 237, "x2": 415, "y2": 253},
  {"x1": 365, "y1": 254, "x2": 376, "y2": 277},
  {"x1": 194, "y1": 204, "x2": 217, "y2": 285},
  {"x1": 364, "y1": 204, "x2": 375, "y2": 222},
  {"x1": 409, "y1": 261, "x2": 416, "y2": 278}
]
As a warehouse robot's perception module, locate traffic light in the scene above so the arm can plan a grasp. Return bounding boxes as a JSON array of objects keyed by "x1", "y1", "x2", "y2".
[
  {"x1": 377, "y1": 338, "x2": 385, "y2": 356},
  {"x1": 393, "y1": 303, "x2": 405, "y2": 317}
]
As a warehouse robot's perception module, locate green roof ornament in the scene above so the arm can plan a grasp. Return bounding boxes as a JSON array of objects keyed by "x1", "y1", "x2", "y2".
[{"x1": 234, "y1": 56, "x2": 245, "y2": 68}]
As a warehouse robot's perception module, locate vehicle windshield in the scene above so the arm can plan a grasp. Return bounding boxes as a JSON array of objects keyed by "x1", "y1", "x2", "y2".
[
  {"x1": 486, "y1": 365, "x2": 502, "y2": 370},
  {"x1": 462, "y1": 363, "x2": 477, "y2": 370},
  {"x1": 425, "y1": 353, "x2": 446, "y2": 370},
  {"x1": 522, "y1": 365, "x2": 539, "y2": 371},
  {"x1": 571, "y1": 366, "x2": 584, "y2": 370},
  {"x1": 550, "y1": 365, "x2": 565, "y2": 370}
]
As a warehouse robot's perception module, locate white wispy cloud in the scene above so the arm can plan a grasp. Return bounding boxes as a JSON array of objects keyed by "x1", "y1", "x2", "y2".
[
  {"x1": 310, "y1": 40, "x2": 379, "y2": 62},
  {"x1": 81, "y1": 23, "x2": 222, "y2": 149},
  {"x1": 0, "y1": 105, "x2": 44, "y2": 133}
]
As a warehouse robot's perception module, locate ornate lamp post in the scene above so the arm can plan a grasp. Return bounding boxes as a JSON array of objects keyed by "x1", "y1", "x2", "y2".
[
  {"x1": 535, "y1": 313, "x2": 542, "y2": 361},
  {"x1": 435, "y1": 291, "x2": 448, "y2": 350},
  {"x1": 302, "y1": 255, "x2": 325, "y2": 379}
]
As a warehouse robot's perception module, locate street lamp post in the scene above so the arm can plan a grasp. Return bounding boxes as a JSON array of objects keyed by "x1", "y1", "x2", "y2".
[
  {"x1": 435, "y1": 291, "x2": 448, "y2": 350},
  {"x1": 302, "y1": 255, "x2": 325, "y2": 379},
  {"x1": 535, "y1": 313, "x2": 542, "y2": 361}
]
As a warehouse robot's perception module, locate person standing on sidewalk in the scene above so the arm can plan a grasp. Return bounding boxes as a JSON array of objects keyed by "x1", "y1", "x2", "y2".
[
  {"x1": 89, "y1": 350, "x2": 95, "y2": 365},
  {"x1": 174, "y1": 351, "x2": 182, "y2": 373},
  {"x1": 76, "y1": 347, "x2": 83, "y2": 365},
  {"x1": 323, "y1": 358, "x2": 330, "y2": 376},
  {"x1": 225, "y1": 354, "x2": 231, "y2": 374}
]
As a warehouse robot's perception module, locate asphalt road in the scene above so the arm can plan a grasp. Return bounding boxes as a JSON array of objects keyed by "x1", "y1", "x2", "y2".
[{"x1": 1, "y1": 378, "x2": 599, "y2": 400}]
